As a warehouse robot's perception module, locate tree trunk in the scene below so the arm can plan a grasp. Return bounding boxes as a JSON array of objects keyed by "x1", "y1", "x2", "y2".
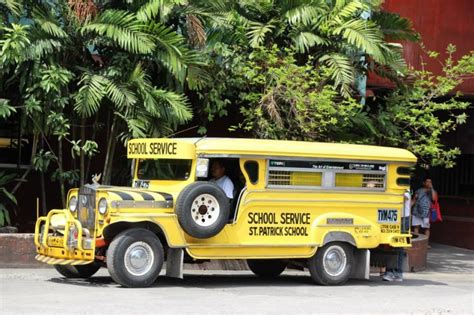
[
  {"x1": 11, "y1": 133, "x2": 39, "y2": 195},
  {"x1": 102, "y1": 115, "x2": 117, "y2": 185},
  {"x1": 80, "y1": 118, "x2": 85, "y2": 186},
  {"x1": 40, "y1": 136, "x2": 47, "y2": 215},
  {"x1": 58, "y1": 138, "x2": 66, "y2": 208},
  {"x1": 85, "y1": 113, "x2": 99, "y2": 182}
]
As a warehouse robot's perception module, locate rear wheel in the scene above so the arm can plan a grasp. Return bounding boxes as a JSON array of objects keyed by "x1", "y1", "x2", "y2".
[
  {"x1": 107, "y1": 228, "x2": 164, "y2": 288},
  {"x1": 308, "y1": 242, "x2": 354, "y2": 285},
  {"x1": 54, "y1": 263, "x2": 101, "y2": 279},
  {"x1": 247, "y1": 259, "x2": 288, "y2": 278}
]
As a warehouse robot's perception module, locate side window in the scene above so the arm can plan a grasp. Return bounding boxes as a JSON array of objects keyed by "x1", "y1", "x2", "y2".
[
  {"x1": 267, "y1": 159, "x2": 386, "y2": 190},
  {"x1": 335, "y1": 173, "x2": 385, "y2": 188},
  {"x1": 244, "y1": 161, "x2": 259, "y2": 184}
]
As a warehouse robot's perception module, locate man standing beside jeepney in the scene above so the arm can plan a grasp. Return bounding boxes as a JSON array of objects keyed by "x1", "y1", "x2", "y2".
[
  {"x1": 412, "y1": 177, "x2": 438, "y2": 245},
  {"x1": 210, "y1": 159, "x2": 234, "y2": 200}
]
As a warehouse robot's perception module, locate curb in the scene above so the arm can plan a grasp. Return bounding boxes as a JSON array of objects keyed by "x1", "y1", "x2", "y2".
[
  {"x1": 0, "y1": 233, "x2": 248, "y2": 270},
  {"x1": 1, "y1": 233, "x2": 427, "y2": 271}
]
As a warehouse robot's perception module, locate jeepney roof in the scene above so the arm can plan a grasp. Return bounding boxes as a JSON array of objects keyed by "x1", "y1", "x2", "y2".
[{"x1": 173, "y1": 137, "x2": 417, "y2": 163}]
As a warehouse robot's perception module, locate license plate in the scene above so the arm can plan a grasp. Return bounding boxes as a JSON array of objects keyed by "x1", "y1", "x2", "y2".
[{"x1": 47, "y1": 236, "x2": 64, "y2": 247}]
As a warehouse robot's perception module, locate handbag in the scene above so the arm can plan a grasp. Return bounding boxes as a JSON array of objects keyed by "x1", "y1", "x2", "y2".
[{"x1": 429, "y1": 200, "x2": 443, "y2": 223}]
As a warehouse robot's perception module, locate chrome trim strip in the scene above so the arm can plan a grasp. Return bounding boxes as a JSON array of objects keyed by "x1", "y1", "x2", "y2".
[
  {"x1": 188, "y1": 253, "x2": 316, "y2": 259},
  {"x1": 187, "y1": 243, "x2": 319, "y2": 248},
  {"x1": 243, "y1": 198, "x2": 403, "y2": 206},
  {"x1": 110, "y1": 200, "x2": 172, "y2": 209},
  {"x1": 109, "y1": 213, "x2": 176, "y2": 217},
  {"x1": 245, "y1": 189, "x2": 405, "y2": 196},
  {"x1": 316, "y1": 224, "x2": 372, "y2": 228}
]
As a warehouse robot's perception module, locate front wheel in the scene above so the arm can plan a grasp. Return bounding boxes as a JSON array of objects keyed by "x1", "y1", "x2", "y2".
[
  {"x1": 54, "y1": 263, "x2": 101, "y2": 279},
  {"x1": 308, "y1": 242, "x2": 354, "y2": 285},
  {"x1": 247, "y1": 259, "x2": 288, "y2": 278},
  {"x1": 107, "y1": 228, "x2": 164, "y2": 288}
]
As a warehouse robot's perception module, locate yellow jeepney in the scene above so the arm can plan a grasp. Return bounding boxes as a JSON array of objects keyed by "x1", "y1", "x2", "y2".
[{"x1": 34, "y1": 138, "x2": 415, "y2": 287}]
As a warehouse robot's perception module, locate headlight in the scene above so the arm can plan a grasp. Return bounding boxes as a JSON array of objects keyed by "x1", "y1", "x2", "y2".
[
  {"x1": 98, "y1": 198, "x2": 108, "y2": 214},
  {"x1": 68, "y1": 196, "x2": 78, "y2": 212}
]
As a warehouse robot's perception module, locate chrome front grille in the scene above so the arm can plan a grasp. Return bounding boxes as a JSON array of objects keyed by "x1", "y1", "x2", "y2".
[{"x1": 77, "y1": 185, "x2": 96, "y2": 230}]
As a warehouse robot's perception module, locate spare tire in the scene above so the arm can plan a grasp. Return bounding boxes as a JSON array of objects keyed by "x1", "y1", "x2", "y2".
[{"x1": 176, "y1": 182, "x2": 230, "y2": 239}]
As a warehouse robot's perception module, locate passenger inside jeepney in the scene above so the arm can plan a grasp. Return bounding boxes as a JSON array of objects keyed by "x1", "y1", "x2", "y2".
[{"x1": 209, "y1": 159, "x2": 235, "y2": 200}]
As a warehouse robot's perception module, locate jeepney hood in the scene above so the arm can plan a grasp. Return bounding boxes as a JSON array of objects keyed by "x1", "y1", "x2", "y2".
[{"x1": 92, "y1": 185, "x2": 175, "y2": 210}]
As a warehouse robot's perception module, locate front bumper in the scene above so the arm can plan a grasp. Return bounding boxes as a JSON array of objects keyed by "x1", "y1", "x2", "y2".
[{"x1": 34, "y1": 209, "x2": 95, "y2": 265}]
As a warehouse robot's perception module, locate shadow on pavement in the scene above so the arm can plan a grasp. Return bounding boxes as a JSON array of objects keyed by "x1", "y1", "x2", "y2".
[
  {"x1": 48, "y1": 272, "x2": 449, "y2": 289},
  {"x1": 47, "y1": 242, "x2": 470, "y2": 289},
  {"x1": 425, "y1": 243, "x2": 474, "y2": 274}
]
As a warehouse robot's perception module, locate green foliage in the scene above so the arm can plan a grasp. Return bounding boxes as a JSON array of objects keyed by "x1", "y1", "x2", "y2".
[
  {"x1": 232, "y1": 46, "x2": 361, "y2": 141},
  {"x1": 0, "y1": 98, "x2": 16, "y2": 118},
  {"x1": 0, "y1": 24, "x2": 31, "y2": 66},
  {"x1": 80, "y1": 9, "x2": 156, "y2": 54},
  {"x1": 70, "y1": 140, "x2": 99, "y2": 158},
  {"x1": 0, "y1": 0, "x2": 199, "y2": 189},
  {"x1": 383, "y1": 46, "x2": 474, "y2": 167},
  {"x1": 0, "y1": 171, "x2": 17, "y2": 226},
  {"x1": 201, "y1": 0, "x2": 419, "y2": 97},
  {"x1": 33, "y1": 150, "x2": 56, "y2": 172},
  {"x1": 0, "y1": 0, "x2": 22, "y2": 17}
]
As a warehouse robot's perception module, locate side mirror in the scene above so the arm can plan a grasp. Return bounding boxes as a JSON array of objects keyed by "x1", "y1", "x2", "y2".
[{"x1": 196, "y1": 158, "x2": 209, "y2": 178}]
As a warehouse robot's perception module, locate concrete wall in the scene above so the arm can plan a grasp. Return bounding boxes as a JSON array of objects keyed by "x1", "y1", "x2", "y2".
[{"x1": 0, "y1": 233, "x2": 43, "y2": 268}]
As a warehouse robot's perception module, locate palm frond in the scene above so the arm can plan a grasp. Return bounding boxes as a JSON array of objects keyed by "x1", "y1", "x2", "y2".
[
  {"x1": 80, "y1": 10, "x2": 155, "y2": 54},
  {"x1": 333, "y1": 19, "x2": 384, "y2": 62},
  {"x1": 136, "y1": 0, "x2": 163, "y2": 22},
  {"x1": 246, "y1": 20, "x2": 276, "y2": 47},
  {"x1": 105, "y1": 79, "x2": 137, "y2": 111},
  {"x1": 379, "y1": 42, "x2": 407, "y2": 73},
  {"x1": 143, "y1": 21, "x2": 198, "y2": 83},
  {"x1": 0, "y1": 0, "x2": 22, "y2": 16},
  {"x1": 292, "y1": 31, "x2": 329, "y2": 53},
  {"x1": 284, "y1": 4, "x2": 325, "y2": 26},
  {"x1": 372, "y1": 11, "x2": 420, "y2": 41},
  {"x1": 331, "y1": 0, "x2": 366, "y2": 21},
  {"x1": 153, "y1": 89, "x2": 192, "y2": 124},
  {"x1": 25, "y1": 39, "x2": 62, "y2": 60},
  {"x1": 32, "y1": 6, "x2": 68, "y2": 39},
  {"x1": 74, "y1": 73, "x2": 107, "y2": 117},
  {"x1": 186, "y1": 64, "x2": 211, "y2": 90},
  {"x1": 319, "y1": 53, "x2": 355, "y2": 97}
]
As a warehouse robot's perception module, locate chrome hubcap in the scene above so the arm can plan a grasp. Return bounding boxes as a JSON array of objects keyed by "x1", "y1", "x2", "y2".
[
  {"x1": 124, "y1": 241, "x2": 154, "y2": 276},
  {"x1": 322, "y1": 245, "x2": 347, "y2": 277},
  {"x1": 191, "y1": 194, "x2": 220, "y2": 227}
]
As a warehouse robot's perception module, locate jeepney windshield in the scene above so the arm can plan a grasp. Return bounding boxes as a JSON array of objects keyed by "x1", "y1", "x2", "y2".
[{"x1": 137, "y1": 159, "x2": 192, "y2": 180}]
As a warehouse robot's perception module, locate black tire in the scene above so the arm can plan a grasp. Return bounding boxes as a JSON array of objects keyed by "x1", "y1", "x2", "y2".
[
  {"x1": 176, "y1": 182, "x2": 230, "y2": 239},
  {"x1": 54, "y1": 263, "x2": 101, "y2": 279},
  {"x1": 247, "y1": 259, "x2": 288, "y2": 278},
  {"x1": 308, "y1": 242, "x2": 354, "y2": 286},
  {"x1": 107, "y1": 228, "x2": 164, "y2": 288}
]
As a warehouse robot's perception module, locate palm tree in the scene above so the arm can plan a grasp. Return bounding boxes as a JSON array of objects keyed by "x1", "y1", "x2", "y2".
[
  {"x1": 0, "y1": 0, "x2": 203, "y2": 200},
  {"x1": 195, "y1": 0, "x2": 419, "y2": 96}
]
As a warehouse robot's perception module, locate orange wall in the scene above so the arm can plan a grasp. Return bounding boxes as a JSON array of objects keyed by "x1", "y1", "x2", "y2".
[{"x1": 369, "y1": 0, "x2": 474, "y2": 95}]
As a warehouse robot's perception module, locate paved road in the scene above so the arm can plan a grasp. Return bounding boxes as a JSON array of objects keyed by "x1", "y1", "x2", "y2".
[{"x1": 1, "y1": 244, "x2": 473, "y2": 314}]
